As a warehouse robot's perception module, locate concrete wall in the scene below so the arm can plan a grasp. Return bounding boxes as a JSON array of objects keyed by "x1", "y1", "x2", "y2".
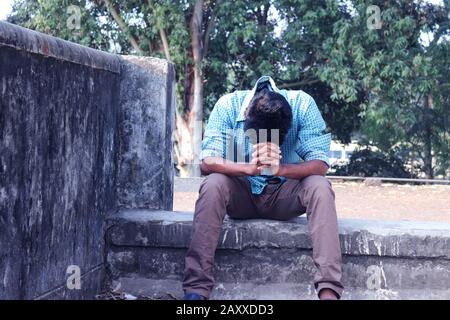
[
  {"x1": 117, "y1": 56, "x2": 174, "y2": 210},
  {"x1": 0, "y1": 21, "x2": 175, "y2": 299}
]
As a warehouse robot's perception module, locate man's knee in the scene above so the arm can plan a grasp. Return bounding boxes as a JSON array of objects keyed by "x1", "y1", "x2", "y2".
[
  {"x1": 195, "y1": 173, "x2": 232, "y2": 221},
  {"x1": 301, "y1": 175, "x2": 334, "y2": 199},
  {"x1": 199, "y1": 173, "x2": 232, "y2": 196}
]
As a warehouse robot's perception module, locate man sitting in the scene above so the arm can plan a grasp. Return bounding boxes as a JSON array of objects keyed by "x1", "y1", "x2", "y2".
[{"x1": 182, "y1": 76, "x2": 343, "y2": 300}]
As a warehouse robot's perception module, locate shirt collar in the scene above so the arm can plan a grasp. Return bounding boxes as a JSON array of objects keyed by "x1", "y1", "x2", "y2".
[{"x1": 237, "y1": 76, "x2": 280, "y2": 122}]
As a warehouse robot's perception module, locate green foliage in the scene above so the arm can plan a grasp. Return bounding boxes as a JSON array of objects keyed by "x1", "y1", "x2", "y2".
[
  {"x1": 277, "y1": 0, "x2": 364, "y2": 143},
  {"x1": 7, "y1": 0, "x2": 450, "y2": 178},
  {"x1": 332, "y1": 148, "x2": 413, "y2": 178},
  {"x1": 204, "y1": 0, "x2": 284, "y2": 108},
  {"x1": 280, "y1": 0, "x2": 450, "y2": 177},
  {"x1": 8, "y1": 0, "x2": 128, "y2": 51}
]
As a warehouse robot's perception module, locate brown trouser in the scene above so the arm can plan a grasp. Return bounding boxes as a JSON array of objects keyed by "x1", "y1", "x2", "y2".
[{"x1": 182, "y1": 173, "x2": 343, "y2": 299}]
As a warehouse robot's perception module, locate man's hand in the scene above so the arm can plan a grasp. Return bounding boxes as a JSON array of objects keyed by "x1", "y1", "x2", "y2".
[
  {"x1": 251, "y1": 142, "x2": 282, "y2": 175},
  {"x1": 250, "y1": 143, "x2": 329, "y2": 178},
  {"x1": 244, "y1": 163, "x2": 264, "y2": 176}
]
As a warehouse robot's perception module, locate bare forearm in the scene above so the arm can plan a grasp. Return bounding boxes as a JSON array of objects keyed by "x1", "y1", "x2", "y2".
[
  {"x1": 201, "y1": 157, "x2": 327, "y2": 178},
  {"x1": 200, "y1": 157, "x2": 254, "y2": 176},
  {"x1": 277, "y1": 160, "x2": 328, "y2": 179}
]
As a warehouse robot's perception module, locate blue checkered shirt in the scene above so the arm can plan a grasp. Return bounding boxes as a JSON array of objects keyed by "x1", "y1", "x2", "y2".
[{"x1": 200, "y1": 76, "x2": 331, "y2": 194}]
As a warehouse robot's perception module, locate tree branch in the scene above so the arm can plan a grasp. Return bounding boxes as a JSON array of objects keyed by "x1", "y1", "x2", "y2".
[
  {"x1": 159, "y1": 28, "x2": 172, "y2": 61},
  {"x1": 262, "y1": 3, "x2": 269, "y2": 26},
  {"x1": 102, "y1": 0, "x2": 144, "y2": 55},
  {"x1": 190, "y1": 0, "x2": 204, "y2": 67},
  {"x1": 203, "y1": 8, "x2": 215, "y2": 58},
  {"x1": 147, "y1": 0, "x2": 172, "y2": 61}
]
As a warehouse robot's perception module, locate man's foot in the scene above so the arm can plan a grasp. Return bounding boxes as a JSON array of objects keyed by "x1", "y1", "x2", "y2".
[
  {"x1": 183, "y1": 292, "x2": 207, "y2": 300},
  {"x1": 318, "y1": 288, "x2": 339, "y2": 300}
]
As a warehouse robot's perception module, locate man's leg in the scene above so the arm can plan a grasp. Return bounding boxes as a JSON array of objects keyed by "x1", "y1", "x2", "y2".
[
  {"x1": 260, "y1": 175, "x2": 344, "y2": 298},
  {"x1": 182, "y1": 173, "x2": 257, "y2": 299}
]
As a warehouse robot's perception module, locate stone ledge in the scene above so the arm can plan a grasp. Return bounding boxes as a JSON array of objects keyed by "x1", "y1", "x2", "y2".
[
  {"x1": 110, "y1": 277, "x2": 450, "y2": 300},
  {"x1": 107, "y1": 209, "x2": 450, "y2": 259},
  {"x1": 0, "y1": 21, "x2": 120, "y2": 72}
]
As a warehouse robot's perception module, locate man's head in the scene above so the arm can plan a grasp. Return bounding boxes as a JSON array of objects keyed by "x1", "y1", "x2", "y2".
[{"x1": 244, "y1": 88, "x2": 293, "y2": 145}]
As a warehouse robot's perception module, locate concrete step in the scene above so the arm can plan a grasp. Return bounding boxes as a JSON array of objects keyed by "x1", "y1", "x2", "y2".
[
  {"x1": 106, "y1": 209, "x2": 450, "y2": 300},
  {"x1": 110, "y1": 277, "x2": 450, "y2": 300}
]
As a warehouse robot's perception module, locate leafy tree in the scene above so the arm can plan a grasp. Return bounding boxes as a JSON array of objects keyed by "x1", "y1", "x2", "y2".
[
  {"x1": 277, "y1": 0, "x2": 364, "y2": 143},
  {"x1": 203, "y1": 1, "x2": 284, "y2": 113},
  {"x1": 7, "y1": 0, "x2": 450, "y2": 178},
  {"x1": 278, "y1": 0, "x2": 449, "y2": 178},
  {"x1": 312, "y1": 0, "x2": 450, "y2": 178}
]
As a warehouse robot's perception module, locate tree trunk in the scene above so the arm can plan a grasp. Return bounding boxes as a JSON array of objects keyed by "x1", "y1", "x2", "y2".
[
  {"x1": 175, "y1": 68, "x2": 201, "y2": 176},
  {"x1": 175, "y1": 109, "x2": 196, "y2": 177},
  {"x1": 187, "y1": 0, "x2": 205, "y2": 177}
]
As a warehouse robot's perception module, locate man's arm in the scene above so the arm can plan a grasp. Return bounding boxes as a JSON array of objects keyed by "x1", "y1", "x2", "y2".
[
  {"x1": 200, "y1": 157, "x2": 261, "y2": 176},
  {"x1": 277, "y1": 160, "x2": 328, "y2": 179},
  {"x1": 293, "y1": 95, "x2": 331, "y2": 177}
]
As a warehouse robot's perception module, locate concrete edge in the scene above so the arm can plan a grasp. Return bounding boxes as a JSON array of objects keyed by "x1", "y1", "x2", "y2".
[
  {"x1": 0, "y1": 21, "x2": 120, "y2": 73},
  {"x1": 106, "y1": 209, "x2": 450, "y2": 259},
  {"x1": 110, "y1": 277, "x2": 450, "y2": 300},
  {"x1": 109, "y1": 209, "x2": 450, "y2": 235},
  {"x1": 119, "y1": 55, "x2": 173, "y2": 75}
]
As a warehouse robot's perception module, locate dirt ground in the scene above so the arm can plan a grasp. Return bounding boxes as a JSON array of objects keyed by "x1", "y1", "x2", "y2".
[{"x1": 174, "y1": 180, "x2": 450, "y2": 222}]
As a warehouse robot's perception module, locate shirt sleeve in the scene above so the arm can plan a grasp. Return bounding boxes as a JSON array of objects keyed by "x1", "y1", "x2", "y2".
[
  {"x1": 296, "y1": 96, "x2": 331, "y2": 166},
  {"x1": 200, "y1": 96, "x2": 233, "y2": 161}
]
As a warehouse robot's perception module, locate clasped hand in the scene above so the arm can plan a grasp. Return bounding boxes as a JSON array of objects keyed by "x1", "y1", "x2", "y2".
[{"x1": 249, "y1": 142, "x2": 282, "y2": 176}]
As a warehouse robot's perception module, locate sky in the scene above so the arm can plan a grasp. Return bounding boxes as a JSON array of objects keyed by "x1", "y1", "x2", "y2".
[{"x1": 0, "y1": 0, "x2": 14, "y2": 21}]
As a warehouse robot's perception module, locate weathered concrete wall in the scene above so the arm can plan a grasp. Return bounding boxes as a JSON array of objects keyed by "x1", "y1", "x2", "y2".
[
  {"x1": 117, "y1": 56, "x2": 174, "y2": 210},
  {"x1": 0, "y1": 21, "x2": 175, "y2": 299},
  {"x1": 106, "y1": 210, "x2": 450, "y2": 299}
]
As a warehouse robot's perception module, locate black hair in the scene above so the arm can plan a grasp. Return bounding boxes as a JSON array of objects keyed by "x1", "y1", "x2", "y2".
[{"x1": 244, "y1": 87, "x2": 293, "y2": 145}]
